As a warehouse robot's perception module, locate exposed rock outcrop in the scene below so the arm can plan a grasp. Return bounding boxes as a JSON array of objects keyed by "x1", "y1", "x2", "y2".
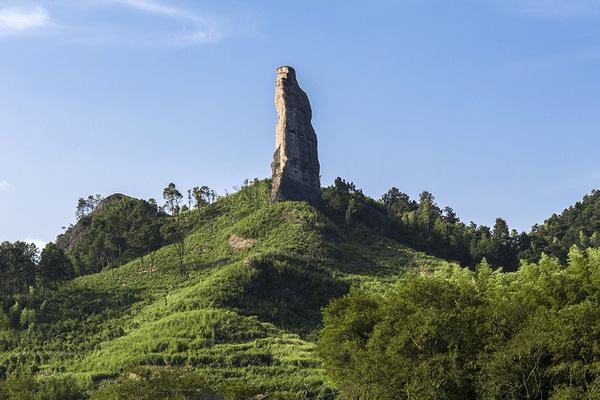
[
  {"x1": 228, "y1": 234, "x2": 257, "y2": 251},
  {"x1": 270, "y1": 66, "x2": 321, "y2": 208},
  {"x1": 55, "y1": 193, "x2": 130, "y2": 252}
]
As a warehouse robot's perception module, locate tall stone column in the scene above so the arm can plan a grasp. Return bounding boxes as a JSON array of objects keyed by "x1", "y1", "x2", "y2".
[{"x1": 270, "y1": 66, "x2": 321, "y2": 208}]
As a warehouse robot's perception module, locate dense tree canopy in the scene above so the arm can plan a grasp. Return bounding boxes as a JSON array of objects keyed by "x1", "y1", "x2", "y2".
[
  {"x1": 0, "y1": 241, "x2": 38, "y2": 297},
  {"x1": 69, "y1": 197, "x2": 165, "y2": 275},
  {"x1": 38, "y1": 243, "x2": 73, "y2": 291},
  {"x1": 376, "y1": 186, "x2": 600, "y2": 271},
  {"x1": 318, "y1": 247, "x2": 600, "y2": 399},
  {"x1": 519, "y1": 189, "x2": 600, "y2": 264},
  {"x1": 322, "y1": 180, "x2": 521, "y2": 270}
]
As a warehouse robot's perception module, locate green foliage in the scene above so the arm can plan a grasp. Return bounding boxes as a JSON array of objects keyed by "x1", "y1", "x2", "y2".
[
  {"x1": 216, "y1": 380, "x2": 261, "y2": 400},
  {"x1": 318, "y1": 278, "x2": 484, "y2": 399},
  {"x1": 520, "y1": 189, "x2": 600, "y2": 264},
  {"x1": 0, "y1": 375, "x2": 38, "y2": 400},
  {"x1": 0, "y1": 179, "x2": 351, "y2": 397},
  {"x1": 69, "y1": 196, "x2": 165, "y2": 275},
  {"x1": 0, "y1": 374, "x2": 86, "y2": 400},
  {"x1": 322, "y1": 179, "x2": 383, "y2": 230},
  {"x1": 0, "y1": 241, "x2": 38, "y2": 297},
  {"x1": 191, "y1": 186, "x2": 217, "y2": 218},
  {"x1": 38, "y1": 243, "x2": 73, "y2": 290},
  {"x1": 376, "y1": 186, "x2": 523, "y2": 270},
  {"x1": 160, "y1": 221, "x2": 186, "y2": 274},
  {"x1": 163, "y1": 182, "x2": 183, "y2": 216},
  {"x1": 76, "y1": 194, "x2": 103, "y2": 221},
  {"x1": 90, "y1": 366, "x2": 211, "y2": 400},
  {"x1": 13, "y1": 176, "x2": 591, "y2": 398},
  {"x1": 319, "y1": 246, "x2": 600, "y2": 399}
]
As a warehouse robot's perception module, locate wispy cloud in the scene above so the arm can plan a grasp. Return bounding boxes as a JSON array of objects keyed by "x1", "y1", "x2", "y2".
[
  {"x1": 0, "y1": 1, "x2": 250, "y2": 45},
  {"x1": 114, "y1": 0, "x2": 187, "y2": 17},
  {"x1": 103, "y1": 0, "x2": 227, "y2": 44},
  {"x1": 0, "y1": 5, "x2": 50, "y2": 37},
  {"x1": 0, "y1": 180, "x2": 11, "y2": 191}
]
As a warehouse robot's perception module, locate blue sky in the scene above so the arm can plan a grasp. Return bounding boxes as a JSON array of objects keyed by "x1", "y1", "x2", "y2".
[{"x1": 1, "y1": 0, "x2": 599, "y2": 249}]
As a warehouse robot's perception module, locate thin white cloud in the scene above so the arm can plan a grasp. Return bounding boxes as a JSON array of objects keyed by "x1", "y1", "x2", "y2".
[
  {"x1": 0, "y1": 1, "x2": 255, "y2": 45},
  {"x1": 0, "y1": 181, "x2": 11, "y2": 191},
  {"x1": 114, "y1": 0, "x2": 184, "y2": 17},
  {"x1": 109, "y1": 0, "x2": 226, "y2": 44},
  {"x1": 0, "y1": 5, "x2": 50, "y2": 36}
]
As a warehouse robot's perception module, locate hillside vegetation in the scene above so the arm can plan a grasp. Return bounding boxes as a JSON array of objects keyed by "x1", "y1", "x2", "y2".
[
  {"x1": 318, "y1": 247, "x2": 600, "y2": 399},
  {"x1": 2, "y1": 178, "x2": 600, "y2": 398},
  {"x1": 519, "y1": 189, "x2": 600, "y2": 263},
  {"x1": 0, "y1": 179, "x2": 456, "y2": 399}
]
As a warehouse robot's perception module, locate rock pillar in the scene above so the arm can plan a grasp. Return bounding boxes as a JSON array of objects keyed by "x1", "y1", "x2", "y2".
[{"x1": 270, "y1": 66, "x2": 321, "y2": 208}]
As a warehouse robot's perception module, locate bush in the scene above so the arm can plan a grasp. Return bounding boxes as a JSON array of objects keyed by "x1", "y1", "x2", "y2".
[
  {"x1": 90, "y1": 366, "x2": 211, "y2": 400},
  {"x1": 215, "y1": 380, "x2": 261, "y2": 400},
  {"x1": 0, "y1": 374, "x2": 86, "y2": 400}
]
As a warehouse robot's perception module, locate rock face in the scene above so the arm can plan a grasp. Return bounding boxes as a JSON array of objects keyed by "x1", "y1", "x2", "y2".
[{"x1": 270, "y1": 66, "x2": 321, "y2": 208}]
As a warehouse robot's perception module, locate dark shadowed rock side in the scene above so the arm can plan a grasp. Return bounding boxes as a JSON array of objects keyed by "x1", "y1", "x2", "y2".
[
  {"x1": 270, "y1": 66, "x2": 321, "y2": 208},
  {"x1": 55, "y1": 193, "x2": 130, "y2": 252}
]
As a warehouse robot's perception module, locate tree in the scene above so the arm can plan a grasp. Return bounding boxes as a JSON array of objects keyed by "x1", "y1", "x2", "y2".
[
  {"x1": 492, "y1": 217, "x2": 510, "y2": 240},
  {"x1": 517, "y1": 190, "x2": 600, "y2": 264},
  {"x1": 89, "y1": 366, "x2": 211, "y2": 400},
  {"x1": 163, "y1": 183, "x2": 183, "y2": 216},
  {"x1": 76, "y1": 198, "x2": 88, "y2": 220},
  {"x1": 417, "y1": 190, "x2": 440, "y2": 232},
  {"x1": 191, "y1": 186, "x2": 215, "y2": 218},
  {"x1": 0, "y1": 241, "x2": 38, "y2": 297},
  {"x1": 69, "y1": 197, "x2": 167, "y2": 277},
  {"x1": 418, "y1": 190, "x2": 436, "y2": 207},
  {"x1": 345, "y1": 198, "x2": 358, "y2": 225},
  {"x1": 334, "y1": 177, "x2": 362, "y2": 194},
  {"x1": 38, "y1": 242, "x2": 73, "y2": 293},
  {"x1": 318, "y1": 278, "x2": 484, "y2": 399},
  {"x1": 88, "y1": 193, "x2": 104, "y2": 210},
  {"x1": 316, "y1": 290, "x2": 383, "y2": 397},
  {"x1": 486, "y1": 217, "x2": 518, "y2": 271},
  {"x1": 161, "y1": 183, "x2": 187, "y2": 274},
  {"x1": 161, "y1": 222, "x2": 186, "y2": 275},
  {"x1": 443, "y1": 206, "x2": 459, "y2": 224},
  {"x1": 75, "y1": 194, "x2": 104, "y2": 220},
  {"x1": 131, "y1": 224, "x2": 162, "y2": 277},
  {"x1": 194, "y1": 186, "x2": 216, "y2": 205},
  {"x1": 89, "y1": 232, "x2": 109, "y2": 274},
  {"x1": 381, "y1": 186, "x2": 402, "y2": 207},
  {"x1": 380, "y1": 187, "x2": 416, "y2": 217}
]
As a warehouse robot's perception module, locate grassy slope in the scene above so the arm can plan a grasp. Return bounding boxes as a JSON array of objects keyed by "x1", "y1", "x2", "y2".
[{"x1": 1, "y1": 179, "x2": 455, "y2": 396}]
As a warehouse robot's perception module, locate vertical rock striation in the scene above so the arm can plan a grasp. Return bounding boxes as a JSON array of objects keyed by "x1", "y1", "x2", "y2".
[{"x1": 270, "y1": 66, "x2": 321, "y2": 208}]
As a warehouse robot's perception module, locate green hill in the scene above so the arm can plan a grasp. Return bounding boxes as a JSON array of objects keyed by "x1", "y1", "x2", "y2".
[
  {"x1": 0, "y1": 178, "x2": 457, "y2": 398},
  {"x1": 3, "y1": 179, "x2": 600, "y2": 398}
]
